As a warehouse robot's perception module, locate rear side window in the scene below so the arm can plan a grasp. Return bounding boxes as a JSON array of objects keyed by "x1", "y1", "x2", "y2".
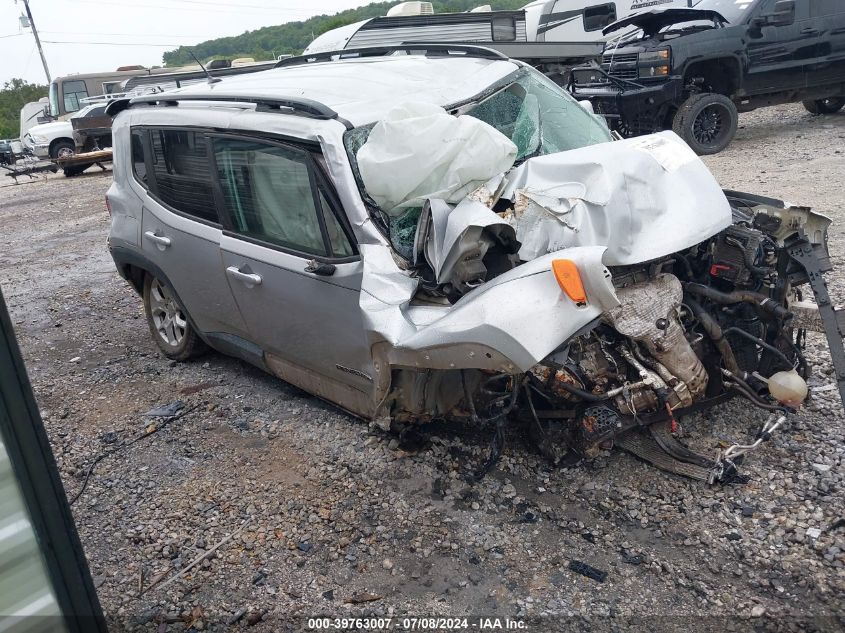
[
  {"x1": 130, "y1": 129, "x2": 148, "y2": 188},
  {"x1": 811, "y1": 0, "x2": 841, "y2": 17},
  {"x1": 584, "y1": 3, "x2": 617, "y2": 32},
  {"x1": 212, "y1": 137, "x2": 354, "y2": 258},
  {"x1": 148, "y1": 129, "x2": 217, "y2": 224}
]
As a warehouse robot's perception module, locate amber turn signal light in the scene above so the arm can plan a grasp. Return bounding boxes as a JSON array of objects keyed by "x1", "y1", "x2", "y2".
[{"x1": 552, "y1": 259, "x2": 587, "y2": 305}]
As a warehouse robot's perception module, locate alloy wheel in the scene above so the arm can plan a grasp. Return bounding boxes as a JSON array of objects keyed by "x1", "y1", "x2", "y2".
[
  {"x1": 692, "y1": 104, "x2": 729, "y2": 146},
  {"x1": 148, "y1": 278, "x2": 187, "y2": 347}
]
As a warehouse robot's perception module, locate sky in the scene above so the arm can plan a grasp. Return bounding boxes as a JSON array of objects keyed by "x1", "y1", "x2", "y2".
[{"x1": 0, "y1": 0, "x2": 370, "y2": 86}]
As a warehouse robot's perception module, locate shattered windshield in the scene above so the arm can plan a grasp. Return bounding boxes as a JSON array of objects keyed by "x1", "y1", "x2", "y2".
[
  {"x1": 344, "y1": 68, "x2": 612, "y2": 258},
  {"x1": 465, "y1": 69, "x2": 611, "y2": 162}
]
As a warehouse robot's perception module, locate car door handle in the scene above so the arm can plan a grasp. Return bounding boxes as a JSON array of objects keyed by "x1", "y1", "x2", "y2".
[
  {"x1": 143, "y1": 231, "x2": 171, "y2": 249},
  {"x1": 801, "y1": 27, "x2": 819, "y2": 35},
  {"x1": 226, "y1": 266, "x2": 262, "y2": 286},
  {"x1": 304, "y1": 260, "x2": 336, "y2": 276}
]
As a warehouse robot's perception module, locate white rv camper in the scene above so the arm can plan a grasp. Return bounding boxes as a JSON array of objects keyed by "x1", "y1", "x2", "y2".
[
  {"x1": 305, "y1": 1, "x2": 691, "y2": 60},
  {"x1": 19, "y1": 98, "x2": 50, "y2": 139}
]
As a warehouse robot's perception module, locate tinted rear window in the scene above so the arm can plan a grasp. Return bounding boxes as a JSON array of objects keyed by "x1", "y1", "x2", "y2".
[{"x1": 149, "y1": 129, "x2": 218, "y2": 224}]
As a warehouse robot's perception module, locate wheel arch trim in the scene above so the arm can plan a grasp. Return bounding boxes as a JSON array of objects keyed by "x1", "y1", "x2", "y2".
[{"x1": 109, "y1": 245, "x2": 210, "y2": 345}]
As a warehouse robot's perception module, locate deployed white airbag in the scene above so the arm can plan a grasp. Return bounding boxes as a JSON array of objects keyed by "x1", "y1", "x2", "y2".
[{"x1": 356, "y1": 102, "x2": 517, "y2": 215}]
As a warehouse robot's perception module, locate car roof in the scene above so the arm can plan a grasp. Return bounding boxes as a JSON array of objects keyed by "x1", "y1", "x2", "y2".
[{"x1": 163, "y1": 55, "x2": 521, "y2": 127}]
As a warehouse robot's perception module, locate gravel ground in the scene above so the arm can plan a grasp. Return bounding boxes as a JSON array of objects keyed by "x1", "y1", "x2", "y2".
[{"x1": 1, "y1": 104, "x2": 844, "y2": 632}]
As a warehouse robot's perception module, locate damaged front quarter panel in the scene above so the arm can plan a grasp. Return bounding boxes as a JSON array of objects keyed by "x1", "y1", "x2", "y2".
[{"x1": 360, "y1": 242, "x2": 620, "y2": 419}]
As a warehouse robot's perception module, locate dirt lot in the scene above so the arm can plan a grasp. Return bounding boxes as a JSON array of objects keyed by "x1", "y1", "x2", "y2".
[{"x1": 2, "y1": 104, "x2": 844, "y2": 632}]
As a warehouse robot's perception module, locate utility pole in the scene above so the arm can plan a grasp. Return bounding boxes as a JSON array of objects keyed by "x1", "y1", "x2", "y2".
[{"x1": 21, "y1": 0, "x2": 51, "y2": 83}]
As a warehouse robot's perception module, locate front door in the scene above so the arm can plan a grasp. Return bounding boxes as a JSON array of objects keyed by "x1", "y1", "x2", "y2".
[
  {"x1": 210, "y1": 135, "x2": 375, "y2": 415},
  {"x1": 745, "y1": 0, "x2": 811, "y2": 94}
]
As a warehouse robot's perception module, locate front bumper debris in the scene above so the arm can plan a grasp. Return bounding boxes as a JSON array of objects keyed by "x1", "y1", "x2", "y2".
[
  {"x1": 569, "y1": 65, "x2": 683, "y2": 135},
  {"x1": 709, "y1": 415, "x2": 786, "y2": 484},
  {"x1": 617, "y1": 414, "x2": 787, "y2": 485}
]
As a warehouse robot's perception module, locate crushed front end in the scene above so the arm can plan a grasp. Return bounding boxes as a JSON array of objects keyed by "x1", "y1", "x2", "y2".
[{"x1": 339, "y1": 75, "x2": 839, "y2": 484}]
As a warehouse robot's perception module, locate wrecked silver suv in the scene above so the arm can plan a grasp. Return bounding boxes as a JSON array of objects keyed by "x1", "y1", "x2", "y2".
[{"x1": 106, "y1": 45, "x2": 841, "y2": 483}]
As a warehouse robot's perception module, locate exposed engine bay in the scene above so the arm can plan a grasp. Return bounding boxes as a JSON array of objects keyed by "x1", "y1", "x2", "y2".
[
  {"x1": 381, "y1": 188, "x2": 833, "y2": 484},
  {"x1": 345, "y1": 104, "x2": 839, "y2": 484}
]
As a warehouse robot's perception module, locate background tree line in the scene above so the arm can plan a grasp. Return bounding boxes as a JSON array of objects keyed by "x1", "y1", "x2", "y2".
[
  {"x1": 0, "y1": 79, "x2": 47, "y2": 139},
  {"x1": 162, "y1": 0, "x2": 526, "y2": 66}
]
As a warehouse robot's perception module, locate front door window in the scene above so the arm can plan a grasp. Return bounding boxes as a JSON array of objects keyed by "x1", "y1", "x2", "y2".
[{"x1": 212, "y1": 137, "x2": 354, "y2": 258}]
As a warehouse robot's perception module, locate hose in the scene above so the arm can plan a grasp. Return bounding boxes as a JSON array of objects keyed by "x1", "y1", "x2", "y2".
[
  {"x1": 685, "y1": 297, "x2": 741, "y2": 375},
  {"x1": 684, "y1": 283, "x2": 792, "y2": 322},
  {"x1": 722, "y1": 326, "x2": 795, "y2": 370},
  {"x1": 726, "y1": 380, "x2": 789, "y2": 414},
  {"x1": 544, "y1": 376, "x2": 607, "y2": 402}
]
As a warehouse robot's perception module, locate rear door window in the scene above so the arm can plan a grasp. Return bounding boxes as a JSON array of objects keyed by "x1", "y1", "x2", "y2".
[
  {"x1": 148, "y1": 129, "x2": 218, "y2": 224},
  {"x1": 212, "y1": 137, "x2": 355, "y2": 258}
]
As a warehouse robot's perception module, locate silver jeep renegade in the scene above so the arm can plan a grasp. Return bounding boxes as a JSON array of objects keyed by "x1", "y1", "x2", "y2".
[{"x1": 106, "y1": 45, "x2": 840, "y2": 482}]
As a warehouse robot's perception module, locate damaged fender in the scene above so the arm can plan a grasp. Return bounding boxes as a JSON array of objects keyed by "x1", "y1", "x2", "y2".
[{"x1": 361, "y1": 243, "x2": 620, "y2": 410}]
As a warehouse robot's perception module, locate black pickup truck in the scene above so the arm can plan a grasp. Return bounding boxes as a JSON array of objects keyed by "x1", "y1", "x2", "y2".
[{"x1": 570, "y1": 0, "x2": 845, "y2": 154}]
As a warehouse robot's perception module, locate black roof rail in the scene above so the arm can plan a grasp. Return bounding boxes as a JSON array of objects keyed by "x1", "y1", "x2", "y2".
[
  {"x1": 274, "y1": 44, "x2": 509, "y2": 68},
  {"x1": 105, "y1": 93, "x2": 352, "y2": 129}
]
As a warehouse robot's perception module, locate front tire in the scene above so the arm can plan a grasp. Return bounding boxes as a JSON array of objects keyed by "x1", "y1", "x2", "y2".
[
  {"x1": 142, "y1": 273, "x2": 205, "y2": 361},
  {"x1": 803, "y1": 97, "x2": 845, "y2": 115},
  {"x1": 672, "y1": 93, "x2": 739, "y2": 155},
  {"x1": 50, "y1": 140, "x2": 75, "y2": 160}
]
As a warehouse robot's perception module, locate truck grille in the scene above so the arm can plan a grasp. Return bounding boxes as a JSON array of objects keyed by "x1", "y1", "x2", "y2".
[{"x1": 601, "y1": 52, "x2": 639, "y2": 80}]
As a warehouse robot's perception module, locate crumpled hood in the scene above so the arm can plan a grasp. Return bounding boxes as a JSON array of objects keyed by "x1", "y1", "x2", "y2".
[
  {"x1": 603, "y1": 8, "x2": 727, "y2": 35},
  {"x1": 501, "y1": 131, "x2": 733, "y2": 265},
  {"x1": 358, "y1": 131, "x2": 732, "y2": 382}
]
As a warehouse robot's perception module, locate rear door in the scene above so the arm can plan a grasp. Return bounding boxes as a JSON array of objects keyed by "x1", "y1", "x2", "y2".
[
  {"x1": 136, "y1": 127, "x2": 248, "y2": 338},
  {"x1": 210, "y1": 135, "x2": 375, "y2": 415},
  {"x1": 804, "y1": 0, "x2": 845, "y2": 88},
  {"x1": 745, "y1": 0, "x2": 811, "y2": 93}
]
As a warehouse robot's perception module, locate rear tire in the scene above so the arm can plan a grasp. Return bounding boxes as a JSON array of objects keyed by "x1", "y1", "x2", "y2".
[
  {"x1": 802, "y1": 97, "x2": 845, "y2": 115},
  {"x1": 672, "y1": 92, "x2": 739, "y2": 155},
  {"x1": 142, "y1": 273, "x2": 205, "y2": 361}
]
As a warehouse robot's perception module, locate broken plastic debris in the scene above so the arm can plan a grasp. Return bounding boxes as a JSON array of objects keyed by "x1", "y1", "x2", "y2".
[
  {"x1": 568, "y1": 560, "x2": 607, "y2": 583},
  {"x1": 144, "y1": 400, "x2": 185, "y2": 417},
  {"x1": 416, "y1": 197, "x2": 517, "y2": 285}
]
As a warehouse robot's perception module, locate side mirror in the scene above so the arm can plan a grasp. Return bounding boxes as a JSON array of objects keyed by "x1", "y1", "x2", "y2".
[
  {"x1": 757, "y1": 0, "x2": 795, "y2": 27},
  {"x1": 579, "y1": 100, "x2": 595, "y2": 115}
]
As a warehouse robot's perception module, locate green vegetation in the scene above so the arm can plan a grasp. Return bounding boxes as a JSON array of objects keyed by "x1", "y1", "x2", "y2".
[
  {"x1": 0, "y1": 79, "x2": 47, "y2": 139},
  {"x1": 162, "y1": 0, "x2": 526, "y2": 67}
]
